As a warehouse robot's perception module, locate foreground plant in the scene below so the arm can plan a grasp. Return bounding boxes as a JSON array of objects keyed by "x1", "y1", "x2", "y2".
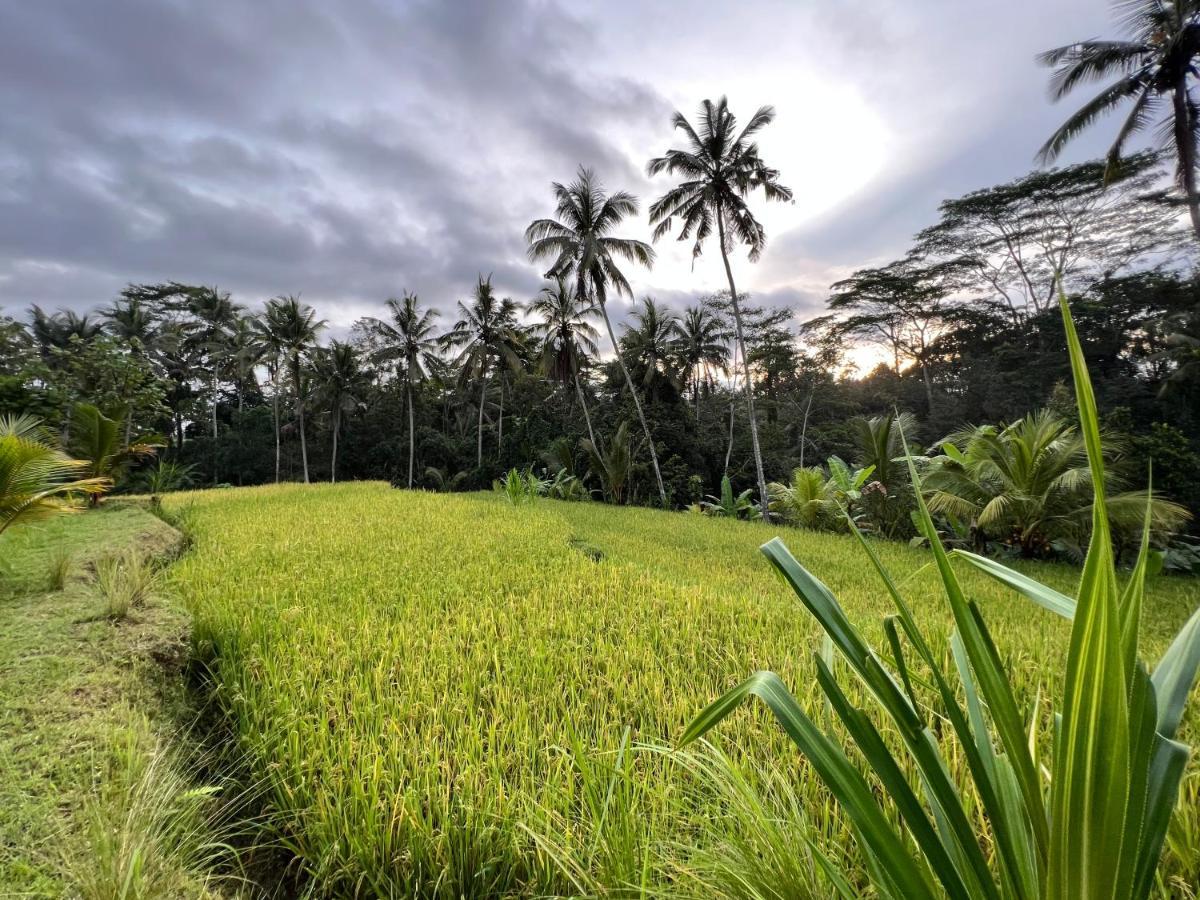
[
  {"x1": 684, "y1": 298, "x2": 1200, "y2": 899},
  {"x1": 0, "y1": 414, "x2": 108, "y2": 536}
]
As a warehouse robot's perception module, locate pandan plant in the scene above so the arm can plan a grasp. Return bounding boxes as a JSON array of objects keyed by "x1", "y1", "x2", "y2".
[{"x1": 684, "y1": 296, "x2": 1200, "y2": 899}]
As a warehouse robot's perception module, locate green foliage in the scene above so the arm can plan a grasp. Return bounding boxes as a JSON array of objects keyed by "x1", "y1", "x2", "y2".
[
  {"x1": 924, "y1": 409, "x2": 1190, "y2": 557},
  {"x1": 581, "y1": 421, "x2": 636, "y2": 504},
  {"x1": 69, "y1": 403, "x2": 162, "y2": 494},
  {"x1": 768, "y1": 457, "x2": 875, "y2": 531},
  {"x1": 702, "y1": 475, "x2": 756, "y2": 519},
  {"x1": 0, "y1": 414, "x2": 108, "y2": 536},
  {"x1": 498, "y1": 468, "x2": 547, "y2": 505},
  {"x1": 684, "y1": 299, "x2": 1200, "y2": 899},
  {"x1": 138, "y1": 460, "x2": 196, "y2": 499}
]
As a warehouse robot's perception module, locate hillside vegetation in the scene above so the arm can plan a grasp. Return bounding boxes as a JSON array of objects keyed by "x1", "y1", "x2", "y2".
[{"x1": 167, "y1": 483, "x2": 1200, "y2": 897}]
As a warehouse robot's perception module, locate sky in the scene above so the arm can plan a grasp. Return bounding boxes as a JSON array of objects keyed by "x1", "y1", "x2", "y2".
[{"x1": 0, "y1": 0, "x2": 1130, "y2": 334}]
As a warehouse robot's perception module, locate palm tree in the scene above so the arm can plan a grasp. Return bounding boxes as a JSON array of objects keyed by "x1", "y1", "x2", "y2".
[
  {"x1": 924, "y1": 409, "x2": 1190, "y2": 557},
  {"x1": 581, "y1": 420, "x2": 636, "y2": 504},
  {"x1": 261, "y1": 296, "x2": 325, "y2": 483},
  {"x1": 221, "y1": 315, "x2": 265, "y2": 413},
  {"x1": 68, "y1": 404, "x2": 161, "y2": 504},
  {"x1": 29, "y1": 306, "x2": 103, "y2": 357},
  {"x1": 647, "y1": 97, "x2": 793, "y2": 519},
  {"x1": 1038, "y1": 1, "x2": 1200, "y2": 242},
  {"x1": 250, "y1": 309, "x2": 287, "y2": 483},
  {"x1": 100, "y1": 297, "x2": 161, "y2": 352},
  {"x1": 525, "y1": 167, "x2": 666, "y2": 506},
  {"x1": 312, "y1": 342, "x2": 369, "y2": 483},
  {"x1": 181, "y1": 287, "x2": 242, "y2": 485},
  {"x1": 527, "y1": 275, "x2": 602, "y2": 449},
  {"x1": 362, "y1": 292, "x2": 441, "y2": 488},
  {"x1": 850, "y1": 411, "x2": 920, "y2": 491},
  {"x1": 619, "y1": 297, "x2": 682, "y2": 403},
  {"x1": 676, "y1": 303, "x2": 730, "y2": 422},
  {"x1": 0, "y1": 415, "x2": 108, "y2": 535},
  {"x1": 442, "y1": 276, "x2": 521, "y2": 469}
]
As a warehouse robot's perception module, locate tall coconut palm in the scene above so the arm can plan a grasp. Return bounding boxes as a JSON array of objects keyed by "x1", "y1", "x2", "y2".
[
  {"x1": 182, "y1": 286, "x2": 242, "y2": 451},
  {"x1": 1038, "y1": 1, "x2": 1200, "y2": 242},
  {"x1": 647, "y1": 97, "x2": 793, "y2": 519},
  {"x1": 362, "y1": 292, "x2": 441, "y2": 487},
  {"x1": 442, "y1": 276, "x2": 521, "y2": 469},
  {"x1": 261, "y1": 296, "x2": 325, "y2": 483},
  {"x1": 250, "y1": 310, "x2": 287, "y2": 483},
  {"x1": 526, "y1": 275, "x2": 602, "y2": 449},
  {"x1": 312, "y1": 341, "x2": 369, "y2": 484},
  {"x1": 525, "y1": 167, "x2": 666, "y2": 506}
]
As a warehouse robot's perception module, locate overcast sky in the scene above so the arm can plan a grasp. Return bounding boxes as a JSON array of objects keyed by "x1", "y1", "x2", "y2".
[{"x1": 0, "y1": 0, "x2": 1130, "y2": 330}]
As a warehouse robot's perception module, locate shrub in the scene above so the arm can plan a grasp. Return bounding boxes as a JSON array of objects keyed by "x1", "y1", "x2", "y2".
[{"x1": 95, "y1": 549, "x2": 159, "y2": 619}]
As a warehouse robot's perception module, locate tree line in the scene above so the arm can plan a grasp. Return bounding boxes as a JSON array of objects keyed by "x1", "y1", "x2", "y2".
[{"x1": 3, "y1": 76, "x2": 1200, "y2": 564}]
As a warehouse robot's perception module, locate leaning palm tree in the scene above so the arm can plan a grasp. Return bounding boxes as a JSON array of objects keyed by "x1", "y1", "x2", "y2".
[
  {"x1": 362, "y1": 292, "x2": 441, "y2": 488},
  {"x1": 525, "y1": 167, "x2": 666, "y2": 506},
  {"x1": 527, "y1": 275, "x2": 602, "y2": 449},
  {"x1": 312, "y1": 342, "x2": 369, "y2": 484},
  {"x1": 1038, "y1": 0, "x2": 1200, "y2": 242},
  {"x1": 441, "y1": 276, "x2": 521, "y2": 469},
  {"x1": 0, "y1": 415, "x2": 108, "y2": 535},
  {"x1": 676, "y1": 303, "x2": 730, "y2": 422},
  {"x1": 647, "y1": 97, "x2": 793, "y2": 519},
  {"x1": 261, "y1": 296, "x2": 325, "y2": 483}
]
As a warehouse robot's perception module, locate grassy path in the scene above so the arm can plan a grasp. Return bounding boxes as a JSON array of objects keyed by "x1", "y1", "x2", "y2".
[{"x1": 0, "y1": 504, "x2": 222, "y2": 897}]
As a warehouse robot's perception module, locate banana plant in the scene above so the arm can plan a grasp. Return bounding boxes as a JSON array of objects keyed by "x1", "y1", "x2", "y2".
[{"x1": 683, "y1": 296, "x2": 1200, "y2": 900}]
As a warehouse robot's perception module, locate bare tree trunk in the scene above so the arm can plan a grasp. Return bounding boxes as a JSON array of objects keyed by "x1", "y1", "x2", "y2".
[
  {"x1": 599, "y1": 300, "x2": 667, "y2": 507},
  {"x1": 407, "y1": 381, "x2": 416, "y2": 488},
  {"x1": 211, "y1": 370, "x2": 219, "y2": 484},
  {"x1": 1172, "y1": 80, "x2": 1200, "y2": 244},
  {"x1": 724, "y1": 388, "x2": 736, "y2": 474},
  {"x1": 717, "y1": 210, "x2": 770, "y2": 521},
  {"x1": 920, "y1": 362, "x2": 935, "y2": 415},
  {"x1": 497, "y1": 378, "x2": 504, "y2": 459},
  {"x1": 575, "y1": 375, "x2": 597, "y2": 449}
]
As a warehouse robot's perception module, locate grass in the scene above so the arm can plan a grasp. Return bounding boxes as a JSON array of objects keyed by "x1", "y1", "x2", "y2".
[
  {"x1": 0, "y1": 503, "x2": 239, "y2": 898},
  {"x1": 165, "y1": 481, "x2": 1200, "y2": 897}
]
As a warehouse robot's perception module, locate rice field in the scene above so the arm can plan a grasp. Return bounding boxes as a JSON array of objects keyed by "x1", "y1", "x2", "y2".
[{"x1": 166, "y1": 482, "x2": 1200, "y2": 898}]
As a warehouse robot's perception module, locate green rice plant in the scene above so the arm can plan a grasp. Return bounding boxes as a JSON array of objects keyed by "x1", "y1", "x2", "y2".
[
  {"x1": 161, "y1": 437, "x2": 1198, "y2": 895},
  {"x1": 95, "y1": 549, "x2": 159, "y2": 619},
  {"x1": 683, "y1": 298, "x2": 1200, "y2": 899}
]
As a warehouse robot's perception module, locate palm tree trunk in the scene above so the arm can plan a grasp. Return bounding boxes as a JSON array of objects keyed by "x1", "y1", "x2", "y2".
[
  {"x1": 407, "y1": 381, "x2": 416, "y2": 488},
  {"x1": 599, "y1": 301, "x2": 667, "y2": 507},
  {"x1": 293, "y1": 356, "x2": 309, "y2": 484},
  {"x1": 1172, "y1": 80, "x2": 1200, "y2": 244},
  {"x1": 477, "y1": 365, "x2": 489, "y2": 468},
  {"x1": 271, "y1": 371, "x2": 281, "y2": 484},
  {"x1": 724, "y1": 387, "x2": 736, "y2": 475},
  {"x1": 574, "y1": 375, "x2": 597, "y2": 449},
  {"x1": 330, "y1": 407, "x2": 339, "y2": 483},
  {"x1": 717, "y1": 210, "x2": 771, "y2": 521},
  {"x1": 211, "y1": 370, "x2": 219, "y2": 484},
  {"x1": 497, "y1": 378, "x2": 504, "y2": 459}
]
